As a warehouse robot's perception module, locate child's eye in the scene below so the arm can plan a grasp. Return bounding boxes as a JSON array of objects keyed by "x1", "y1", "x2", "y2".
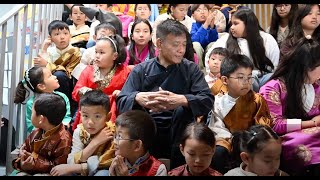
[
  {"x1": 82, "y1": 115, "x2": 88, "y2": 118},
  {"x1": 187, "y1": 152, "x2": 195, "y2": 156}
]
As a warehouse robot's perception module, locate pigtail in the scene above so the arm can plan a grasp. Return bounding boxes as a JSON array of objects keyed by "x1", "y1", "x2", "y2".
[{"x1": 14, "y1": 80, "x2": 29, "y2": 104}]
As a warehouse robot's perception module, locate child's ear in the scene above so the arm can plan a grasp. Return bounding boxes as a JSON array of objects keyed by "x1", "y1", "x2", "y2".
[
  {"x1": 39, "y1": 115, "x2": 47, "y2": 125},
  {"x1": 36, "y1": 83, "x2": 46, "y2": 92},
  {"x1": 113, "y1": 52, "x2": 118, "y2": 61},
  {"x1": 179, "y1": 144, "x2": 185, "y2": 156},
  {"x1": 221, "y1": 75, "x2": 228, "y2": 85},
  {"x1": 93, "y1": 34, "x2": 97, "y2": 41},
  {"x1": 135, "y1": 140, "x2": 143, "y2": 151},
  {"x1": 240, "y1": 152, "x2": 250, "y2": 165}
]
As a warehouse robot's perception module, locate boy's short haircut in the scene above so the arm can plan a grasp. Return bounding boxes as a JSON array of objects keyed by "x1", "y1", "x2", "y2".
[
  {"x1": 34, "y1": 93, "x2": 66, "y2": 126},
  {"x1": 48, "y1": 20, "x2": 70, "y2": 36},
  {"x1": 220, "y1": 54, "x2": 254, "y2": 77},
  {"x1": 79, "y1": 90, "x2": 110, "y2": 112},
  {"x1": 115, "y1": 110, "x2": 156, "y2": 151},
  {"x1": 94, "y1": 22, "x2": 117, "y2": 35},
  {"x1": 209, "y1": 47, "x2": 229, "y2": 59},
  {"x1": 190, "y1": 4, "x2": 210, "y2": 14}
]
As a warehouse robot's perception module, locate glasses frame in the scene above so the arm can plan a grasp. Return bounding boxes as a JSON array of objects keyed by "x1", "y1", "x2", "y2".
[
  {"x1": 228, "y1": 76, "x2": 255, "y2": 84},
  {"x1": 113, "y1": 134, "x2": 137, "y2": 143}
]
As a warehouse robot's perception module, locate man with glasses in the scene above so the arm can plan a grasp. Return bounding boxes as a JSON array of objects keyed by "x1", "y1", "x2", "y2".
[{"x1": 207, "y1": 54, "x2": 272, "y2": 174}]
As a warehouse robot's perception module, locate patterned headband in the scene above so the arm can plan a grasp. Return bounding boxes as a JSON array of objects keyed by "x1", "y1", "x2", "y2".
[
  {"x1": 24, "y1": 68, "x2": 35, "y2": 91},
  {"x1": 98, "y1": 36, "x2": 118, "y2": 53}
]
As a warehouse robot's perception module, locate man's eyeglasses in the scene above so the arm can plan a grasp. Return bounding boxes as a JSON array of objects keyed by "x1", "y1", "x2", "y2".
[
  {"x1": 113, "y1": 134, "x2": 137, "y2": 143},
  {"x1": 229, "y1": 76, "x2": 254, "y2": 84}
]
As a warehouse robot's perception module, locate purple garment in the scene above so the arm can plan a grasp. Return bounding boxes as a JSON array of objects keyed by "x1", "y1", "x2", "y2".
[{"x1": 259, "y1": 79, "x2": 320, "y2": 172}]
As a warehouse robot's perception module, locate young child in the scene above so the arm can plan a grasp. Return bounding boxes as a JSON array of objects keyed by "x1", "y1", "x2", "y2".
[
  {"x1": 205, "y1": 8, "x2": 279, "y2": 92},
  {"x1": 127, "y1": 4, "x2": 153, "y2": 39},
  {"x1": 152, "y1": 4, "x2": 193, "y2": 45},
  {"x1": 205, "y1": 47, "x2": 228, "y2": 91},
  {"x1": 266, "y1": 4, "x2": 297, "y2": 47},
  {"x1": 168, "y1": 122, "x2": 222, "y2": 176},
  {"x1": 280, "y1": 4, "x2": 320, "y2": 59},
  {"x1": 190, "y1": 4, "x2": 219, "y2": 70},
  {"x1": 14, "y1": 66, "x2": 72, "y2": 134},
  {"x1": 208, "y1": 54, "x2": 272, "y2": 174},
  {"x1": 68, "y1": 4, "x2": 90, "y2": 48},
  {"x1": 109, "y1": 110, "x2": 167, "y2": 176},
  {"x1": 72, "y1": 22, "x2": 117, "y2": 80},
  {"x1": 125, "y1": 19, "x2": 156, "y2": 66},
  {"x1": 12, "y1": 93, "x2": 72, "y2": 176},
  {"x1": 260, "y1": 39, "x2": 320, "y2": 176},
  {"x1": 50, "y1": 90, "x2": 115, "y2": 176},
  {"x1": 225, "y1": 125, "x2": 288, "y2": 176},
  {"x1": 33, "y1": 20, "x2": 81, "y2": 102},
  {"x1": 71, "y1": 35, "x2": 131, "y2": 131}
]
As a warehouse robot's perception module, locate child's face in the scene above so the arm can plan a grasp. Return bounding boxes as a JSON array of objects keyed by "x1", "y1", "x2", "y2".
[
  {"x1": 307, "y1": 65, "x2": 320, "y2": 84},
  {"x1": 131, "y1": 22, "x2": 152, "y2": 46},
  {"x1": 40, "y1": 67, "x2": 60, "y2": 93},
  {"x1": 80, "y1": 105, "x2": 109, "y2": 135},
  {"x1": 171, "y1": 4, "x2": 189, "y2": 21},
  {"x1": 70, "y1": 6, "x2": 87, "y2": 26},
  {"x1": 301, "y1": 5, "x2": 320, "y2": 33},
  {"x1": 135, "y1": 4, "x2": 151, "y2": 20},
  {"x1": 275, "y1": 4, "x2": 291, "y2": 18},
  {"x1": 230, "y1": 17, "x2": 246, "y2": 38},
  {"x1": 223, "y1": 67, "x2": 252, "y2": 98},
  {"x1": 179, "y1": 138, "x2": 215, "y2": 176},
  {"x1": 192, "y1": 4, "x2": 209, "y2": 23},
  {"x1": 208, "y1": 53, "x2": 224, "y2": 75},
  {"x1": 113, "y1": 126, "x2": 137, "y2": 158},
  {"x1": 50, "y1": 28, "x2": 71, "y2": 50},
  {"x1": 95, "y1": 40, "x2": 117, "y2": 69},
  {"x1": 96, "y1": 29, "x2": 115, "y2": 40},
  {"x1": 244, "y1": 139, "x2": 281, "y2": 176}
]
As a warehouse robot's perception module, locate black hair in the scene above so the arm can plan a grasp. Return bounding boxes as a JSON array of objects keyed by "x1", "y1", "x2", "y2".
[
  {"x1": 33, "y1": 93, "x2": 66, "y2": 126},
  {"x1": 94, "y1": 22, "x2": 117, "y2": 36},
  {"x1": 282, "y1": 4, "x2": 320, "y2": 52},
  {"x1": 96, "y1": 34, "x2": 127, "y2": 64},
  {"x1": 14, "y1": 67, "x2": 45, "y2": 104},
  {"x1": 115, "y1": 110, "x2": 156, "y2": 151},
  {"x1": 270, "y1": 39, "x2": 320, "y2": 119},
  {"x1": 226, "y1": 8, "x2": 274, "y2": 74},
  {"x1": 80, "y1": 89, "x2": 110, "y2": 113},
  {"x1": 48, "y1": 20, "x2": 70, "y2": 35},
  {"x1": 209, "y1": 47, "x2": 229, "y2": 59},
  {"x1": 180, "y1": 122, "x2": 216, "y2": 148},
  {"x1": 230, "y1": 125, "x2": 280, "y2": 168},
  {"x1": 220, "y1": 54, "x2": 254, "y2": 77},
  {"x1": 190, "y1": 4, "x2": 210, "y2": 14}
]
